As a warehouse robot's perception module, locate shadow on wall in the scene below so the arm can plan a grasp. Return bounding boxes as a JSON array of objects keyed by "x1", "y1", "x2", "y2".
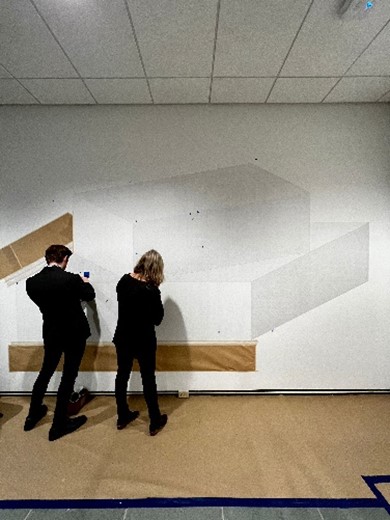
[{"x1": 157, "y1": 297, "x2": 188, "y2": 342}]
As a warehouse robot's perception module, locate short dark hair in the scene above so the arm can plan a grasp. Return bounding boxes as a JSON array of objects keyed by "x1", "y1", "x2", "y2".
[{"x1": 45, "y1": 244, "x2": 73, "y2": 264}]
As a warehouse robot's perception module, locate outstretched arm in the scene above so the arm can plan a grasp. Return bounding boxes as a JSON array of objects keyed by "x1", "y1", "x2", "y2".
[{"x1": 78, "y1": 276, "x2": 96, "y2": 302}]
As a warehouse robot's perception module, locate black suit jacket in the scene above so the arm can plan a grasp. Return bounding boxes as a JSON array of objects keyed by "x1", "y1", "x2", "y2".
[{"x1": 26, "y1": 266, "x2": 96, "y2": 342}]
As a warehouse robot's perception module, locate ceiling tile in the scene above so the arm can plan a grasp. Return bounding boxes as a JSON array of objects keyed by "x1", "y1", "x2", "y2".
[
  {"x1": 379, "y1": 90, "x2": 390, "y2": 102},
  {"x1": 84, "y1": 79, "x2": 152, "y2": 104},
  {"x1": 281, "y1": 0, "x2": 390, "y2": 76},
  {"x1": 150, "y1": 78, "x2": 210, "y2": 104},
  {"x1": 20, "y1": 79, "x2": 95, "y2": 104},
  {"x1": 347, "y1": 21, "x2": 390, "y2": 76},
  {"x1": 127, "y1": 0, "x2": 218, "y2": 76},
  {"x1": 0, "y1": 79, "x2": 39, "y2": 104},
  {"x1": 268, "y1": 77, "x2": 339, "y2": 103},
  {"x1": 213, "y1": 0, "x2": 312, "y2": 76},
  {"x1": 324, "y1": 77, "x2": 390, "y2": 102},
  {"x1": 33, "y1": 0, "x2": 144, "y2": 78},
  {"x1": 0, "y1": 1, "x2": 389, "y2": 105},
  {"x1": 0, "y1": 65, "x2": 12, "y2": 78},
  {"x1": 0, "y1": 0, "x2": 77, "y2": 78},
  {"x1": 211, "y1": 78, "x2": 274, "y2": 103}
]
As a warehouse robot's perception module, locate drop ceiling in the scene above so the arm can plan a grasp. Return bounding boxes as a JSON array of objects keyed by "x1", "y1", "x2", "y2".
[{"x1": 1, "y1": 0, "x2": 389, "y2": 105}]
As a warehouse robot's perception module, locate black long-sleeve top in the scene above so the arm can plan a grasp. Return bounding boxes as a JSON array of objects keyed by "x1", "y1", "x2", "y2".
[{"x1": 113, "y1": 274, "x2": 164, "y2": 346}]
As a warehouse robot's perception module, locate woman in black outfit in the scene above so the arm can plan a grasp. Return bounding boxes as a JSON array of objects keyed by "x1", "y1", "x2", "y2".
[{"x1": 113, "y1": 250, "x2": 167, "y2": 436}]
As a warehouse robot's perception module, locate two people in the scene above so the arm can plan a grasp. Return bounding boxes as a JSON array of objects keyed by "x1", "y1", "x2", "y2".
[{"x1": 24, "y1": 244, "x2": 166, "y2": 441}]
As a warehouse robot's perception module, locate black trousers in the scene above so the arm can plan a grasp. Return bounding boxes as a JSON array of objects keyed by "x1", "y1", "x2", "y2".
[
  {"x1": 115, "y1": 341, "x2": 161, "y2": 423},
  {"x1": 29, "y1": 337, "x2": 86, "y2": 428}
]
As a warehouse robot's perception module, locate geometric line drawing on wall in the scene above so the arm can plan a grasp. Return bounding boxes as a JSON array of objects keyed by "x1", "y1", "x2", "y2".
[
  {"x1": 310, "y1": 221, "x2": 369, "y2": 250},
  {"x1": 0, "y1": 213, "x2": 73, "y2": 283},
  {"x1": 72, "y1": 196, "x2": 134, "y2": 276},
  {"x1": 79, "y1": 163, "x2": 310, "y2": 234},
  {"x1": 129, "y1": 164, "x2": 310, "y2": 277},
  {"x1": 134, "y1": 198, "x2": 310, "y2": 277},
  {"x1": 251, "y1": 224, "x2": 369, "y2": 337},
  {"x1": 74, "y1": 165, "x2": 372, "y2": 342}
]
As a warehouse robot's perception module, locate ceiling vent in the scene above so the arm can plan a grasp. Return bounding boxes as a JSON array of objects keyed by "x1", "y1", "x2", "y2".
[{"x1": 338, "y1": 0, "x2": 375, "y2": 17}]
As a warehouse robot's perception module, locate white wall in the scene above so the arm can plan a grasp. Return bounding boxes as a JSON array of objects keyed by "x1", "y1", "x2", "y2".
[{"x1": 1, "y1": 103, "x2": 389, "y2": 391}]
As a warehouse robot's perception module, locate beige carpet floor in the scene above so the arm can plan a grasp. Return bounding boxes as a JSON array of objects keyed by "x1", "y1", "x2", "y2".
[{"x1": 0, "y1": 394, "x2": 389, "y2": 500}]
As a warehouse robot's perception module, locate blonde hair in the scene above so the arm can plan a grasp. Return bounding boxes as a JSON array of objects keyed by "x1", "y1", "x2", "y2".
[{"x1": 134, "y1": 250, "x2": 164, "y2": 286}]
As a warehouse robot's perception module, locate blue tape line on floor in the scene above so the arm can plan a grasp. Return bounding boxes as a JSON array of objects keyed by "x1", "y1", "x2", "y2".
[
  {"x1": 363, "y1": 475, "x2": 390, "y2": 515},
  {"x1": 1, "y1": 475, "x2": 389, "y2": 510},
  {"x1": 0, "y1": 498, "x2": 380, "y2": 509}
]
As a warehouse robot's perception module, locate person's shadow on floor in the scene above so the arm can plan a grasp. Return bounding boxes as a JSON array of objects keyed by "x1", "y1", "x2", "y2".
[{"x1": 0, "y1": 400, "x2": 24, "y2": 431}]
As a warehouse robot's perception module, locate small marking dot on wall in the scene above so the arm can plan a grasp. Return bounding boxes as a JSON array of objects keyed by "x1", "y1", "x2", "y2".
[{"x1": 255, "y1": 158, "x2": 258, "y2": 161}]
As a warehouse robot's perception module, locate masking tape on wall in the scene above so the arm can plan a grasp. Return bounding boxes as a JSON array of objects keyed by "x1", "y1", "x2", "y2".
[{"x1": 9, "y1": 342, "x2": 256, "y2": 372}]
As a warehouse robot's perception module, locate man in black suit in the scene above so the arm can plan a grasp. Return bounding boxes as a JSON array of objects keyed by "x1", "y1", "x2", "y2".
[{"x1": 24, "y1": 244, "x2": 95, "y2": 441}]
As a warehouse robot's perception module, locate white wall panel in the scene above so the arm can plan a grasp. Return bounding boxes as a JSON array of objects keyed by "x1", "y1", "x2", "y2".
[
  {"x1": 1, "y1": 103, "x2": 390, "y2": 391},
  {"x1": 251, "y1": 225, "x2": 369, "y2": 337},
  {"x1": 157, "y1": 282, "x2": 251, "y2": 342}
]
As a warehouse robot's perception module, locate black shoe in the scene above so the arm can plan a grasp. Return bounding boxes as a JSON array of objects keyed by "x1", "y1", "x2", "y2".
[
  {"x1": 149, "y1": 414, "x2": 168, "y2": 436},
  {"x1": 24, "y1": 405, "x2": 48, "y2": 431},
  {"x1": 48, "y1": 415, "x2": 87, "y2": 441},
  {"x1": 67, "y1": 388, "x2": 94, "y2": 416},
  {"x1": 117, "y1": 410, "x2": 139, "y2": 430}
]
